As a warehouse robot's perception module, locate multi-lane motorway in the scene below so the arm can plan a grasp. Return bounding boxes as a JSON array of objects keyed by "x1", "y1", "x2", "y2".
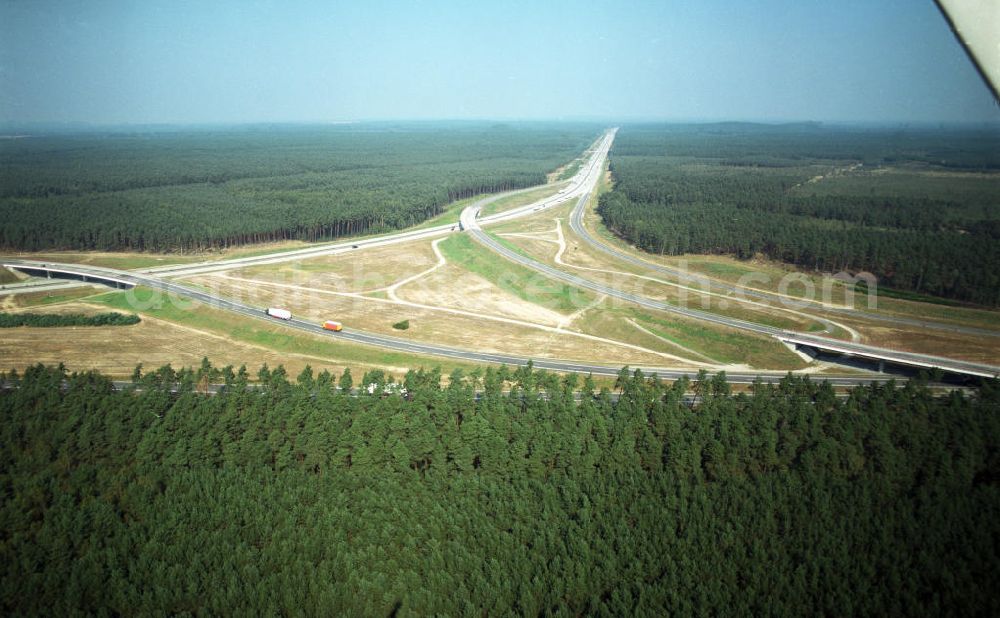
[
  {"x1": 4, "y1": 129, "x2": 998, "y2": 384},
  {"x1": 459, "y1": 131, "x2": 1000, "y2": 381},
  {"x1": 565, "y1": 172, "x2": 1000, "y2": 339},
  {"x1": 0, "y1": 140, "x2": 603, "y2": 294},
  {"x1": 0, "y1": 185, "x2": 547, "y2": 295},
  {"x1": 3, "y1": 256, "x2": 887, "y2": 386}
]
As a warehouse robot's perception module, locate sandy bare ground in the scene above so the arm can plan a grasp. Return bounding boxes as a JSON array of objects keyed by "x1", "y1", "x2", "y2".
[
  {"x1": 201, "y1": 270, "x2": 707, "y2": 367},
  {"x1": 383, "y1": 238, "x2": 578, "y2": 326},
  {"x1": 831, "y1": 318, "x2": 1000, "y2": 365},
  {"x1": 232, "y1": 239, "x2": 440, "y2": 294},
  {"x1": 395, "y1": 263, "x2": 568, "y2": 327},
  {"x1": 575, "y1": 202, "x2": 1000, "y2": 362},
  {"x1": 383, "y1": 239, "x2": 707, "y2": 365},
  {"x1": 555, "y1": 218, "x2": 861, "y2": 340},
  {"x1": 189, "y1": 229, "x2": 712, "y2": 365},
  {"x1": 385, "y1": 238, "x2": 448, "y2": 301},
  {"x1": 3, "y1": 294, "x2": 28, "y2": 311},
  {"x1": 576, "y1": 199, "x2": 1000, "y2": 335},
  {"x1": 3, "y1": 301, "x2": 110, "y2": 317},
  {"x1": 558, "y1": 293, "x2": 606, "y2": 329},
  {"x1": 1, "y1": 287, "x2": 105, "y2": 310},
  {"x1": 0, "y1": 303, "x2": 378, "y2": 378},
  {"x1": 502, "y1": 217, "x2": 862, "y2": 343}
]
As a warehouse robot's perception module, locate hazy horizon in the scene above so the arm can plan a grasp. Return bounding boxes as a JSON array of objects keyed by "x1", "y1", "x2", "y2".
[{"x1": 2, "y1": 0, "x2": 999, "y2": 126}]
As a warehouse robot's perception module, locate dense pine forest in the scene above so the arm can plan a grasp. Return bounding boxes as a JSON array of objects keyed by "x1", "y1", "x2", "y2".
[
  {"x1": 2, "y1": 361, "x2": 998, "y2": 615},
  {"x1": 598, "y1": 124, "x2": 1000, "y2": 305},
  {"x1": 0, "y1": 123, "x2": 598, "y2": 252}
]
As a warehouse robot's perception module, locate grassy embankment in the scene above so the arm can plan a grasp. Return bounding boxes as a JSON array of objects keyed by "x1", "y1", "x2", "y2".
[
  {"x1": 438, "y1": 234, "x2": 594, "y2": 315},
  {"x1": 89, "y1": 287, "x2": 483, "y2": 375}
]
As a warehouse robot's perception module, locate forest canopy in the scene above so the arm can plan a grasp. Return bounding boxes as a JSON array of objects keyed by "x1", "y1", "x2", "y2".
[
  {"x1": 1, "y1": 361, "x2": 998, "y2": 615},
  {"x1": 0, "y1": 123, "x2": 599, "y2": 252},
  {"x1": 598, "y1": 124, "x2": 1000, "y2": 305}
]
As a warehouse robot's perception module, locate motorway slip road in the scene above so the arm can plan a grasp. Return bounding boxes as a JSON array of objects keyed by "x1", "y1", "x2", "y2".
[{"x1": 4, "y1": 129, "x2": 998, "y2": 381}]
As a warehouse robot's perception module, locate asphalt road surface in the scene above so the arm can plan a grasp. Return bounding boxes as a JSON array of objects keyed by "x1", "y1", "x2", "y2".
[
  {"x1": 0, "y1": 257, "x2": 891, "y2": 386},
  {"x1": 567, "y1": 184, "x2": 1000, "y2": 339},
  {"x1": 4, "y1": 129, "x2": 995, "y2": 383},
  {"x1": 0, "y1": 135, "x2": 612, "y2": 295},
  {"x1": 459, "y1": 134, "x2": 1000, "y2": 380}
]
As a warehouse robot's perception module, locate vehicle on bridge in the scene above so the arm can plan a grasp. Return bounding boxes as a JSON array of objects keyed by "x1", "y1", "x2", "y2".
[
  {"x1": 265, "y1": 307, "x2": 292, "y2": 320},
  {"x1": 323, "y1": 320, "x2": 343, "y2": 332}
]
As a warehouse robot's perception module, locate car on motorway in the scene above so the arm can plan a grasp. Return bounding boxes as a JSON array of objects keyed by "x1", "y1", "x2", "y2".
[{"x1": 323, "y1": 320, "x2": 343, "y2": 331}]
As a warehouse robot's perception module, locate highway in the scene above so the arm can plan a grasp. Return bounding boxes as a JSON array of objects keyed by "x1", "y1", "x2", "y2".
[
  {"x1": 459, "y1": 129, "x2": 801, "y2": 340},
  {"x1": 4, "y1": 128, "x2": 996, "y2": 384},
  {"x1": 1, "y1": 133, "x2": 895, "y2": 386},
  {"x1": 0, "y1": 137, "x2": 607, "y2": 295},
  {"x1": 1, "y1": 257, "x2": 890, "y2": 386},
  {"x1": 459, "y1": 133, "x2": 1000, "y2": 381},
  {"x1": 566, "y1": 178, "x2": 1000, "y2": 339},
  {"x1": 0, "y1": 189, "x2": 521, "y2": 295}
]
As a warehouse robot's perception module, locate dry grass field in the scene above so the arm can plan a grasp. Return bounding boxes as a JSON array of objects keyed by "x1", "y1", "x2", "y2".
[{"x1": 3, "y1": 159, "x2": 995, "y2": 379}]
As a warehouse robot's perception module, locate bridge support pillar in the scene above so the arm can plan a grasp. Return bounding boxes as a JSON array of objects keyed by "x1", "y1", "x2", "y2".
[{"x1": 878, "y1": 360, "x2": 885, "y2": 373}]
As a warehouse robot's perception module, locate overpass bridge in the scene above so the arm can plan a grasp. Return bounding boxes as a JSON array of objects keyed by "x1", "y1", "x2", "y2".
[
  {"x1": 3, "y1": 262, "x2": 135, "y2": 290},
  {"x1": 779, "y1": 333, "x2": 999, "y2": 380},
  {"x1": 4, "y1": 238, "x2": 999, "y2": 384}
]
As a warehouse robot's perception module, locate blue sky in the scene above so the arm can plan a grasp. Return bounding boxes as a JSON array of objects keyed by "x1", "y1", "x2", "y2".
[{"x1": 1, "y1": 0, "x2": 997, "y2": 124}]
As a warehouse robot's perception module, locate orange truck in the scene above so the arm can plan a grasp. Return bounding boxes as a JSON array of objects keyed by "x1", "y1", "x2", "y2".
[{"x1": 322, "y1": 320, "x2": 343, "y2": 332}]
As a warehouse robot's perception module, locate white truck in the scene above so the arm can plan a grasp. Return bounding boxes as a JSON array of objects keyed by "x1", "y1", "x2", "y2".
[{"x1": 265, "y1": 307, "x2": 292, "y2": 320}]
